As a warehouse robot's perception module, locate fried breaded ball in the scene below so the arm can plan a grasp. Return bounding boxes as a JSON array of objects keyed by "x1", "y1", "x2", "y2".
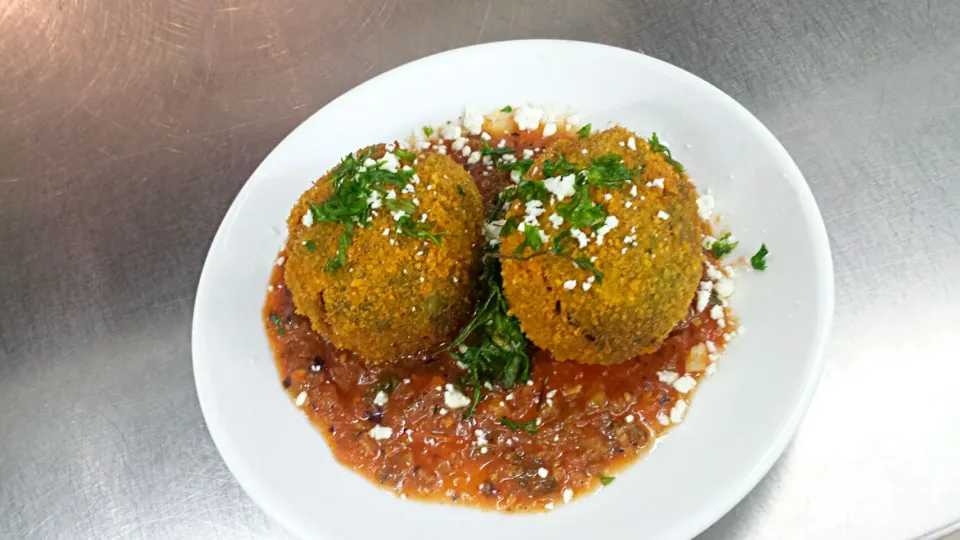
[
  {"x1": 499, "y1": 127, "x2": 703, "y2": 364},
  {"x1": 284, "y1": 148, "x2": 485, "y2": 364}
]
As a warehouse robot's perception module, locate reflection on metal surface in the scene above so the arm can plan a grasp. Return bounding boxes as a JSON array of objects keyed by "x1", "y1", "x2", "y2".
[{"x1": 1, "y1": 0, "x2": 959, "y2": 539}]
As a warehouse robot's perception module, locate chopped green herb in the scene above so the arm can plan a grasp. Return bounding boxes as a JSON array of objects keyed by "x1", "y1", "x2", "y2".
[
  {"x1": 648, "y1": 132, "x2": 685, "y2": 173},
  {"x1": 423, "y1": 126, "x2": 433, "y2": 137},
  {"x1": 514, "y1": 226, "x2": 543, "y2": 255},
  {"x1": 541, "y1": 153, "x2": 578, "y2": 178},
  {"x1": 577, "y1": 124, "x2": 592, "y2": 139},
  {"x1": 307, "y1": 148, "x2": 439, "y2": 272},
  {"x1": 573, "y1": 257, "x2": 603, "y2": 283},
  {"x1": 599, "y1": 475, "x2": 615, "y2": 486},
  {"x1": 497, "y1": 158, "x2": 534, "y2": 177},
  {"x1": 584, "y1": 153, "x2": 633, "y2": 188},
  {"x1": 269, "y1": 314, "x2": 285, "y2": 336},
  {"x1": 394, "y1": 149, "x2": 417, "y2": 162},
  {"x1": 501, "y1": 105, "x2": 513, "y2": 112},
  {"x1": 710, "y1": 232, "x2": 739, "y2": 259},
  {"x1": 384, "y1": 198, "x2": 417, "y2": 215},
  {"x1": 371, "y1": 375, "x2": 400, "y2": 396},
  {"x1": 304, "y1": 240, "x2": 316, "y2": 252},
  {"x1": 324, "y1": 222, "x2": 354, "y2": 272},
  {"x1": 448, "y1": 259, "x2": 531, "y2": 418},
  {"x1": 556, "y1": 180, "x2": 607, "y2": 230},
  {"x1": 480, "y1": 145, "x2": 516, "y2": 156},
  {"x1": 456, "y1": 185, "x2": 466, "y2": 196},
  {"x1": 499, "y1": 416, "x2": 538, "y2": 435},
  {"x1": 500, "y1": 217, "x2": 519, "y2": 238},
  {"x1": 552, "y1": 229, "x2": 573, "y2": 254},
  {"x1": 515, "y1": 180, "x2": 549, "y2": 202},
  {"x1": 751, "y1": 243, "x2": 769, "y2": 270},
  {"x1": 396, "y1": 215, "x2": 444, "y2": 246}
]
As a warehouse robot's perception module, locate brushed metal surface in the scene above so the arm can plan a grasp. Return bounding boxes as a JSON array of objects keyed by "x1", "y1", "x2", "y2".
[{"x1": 2, "y1": 0, "x2": 959, "y2": 538}]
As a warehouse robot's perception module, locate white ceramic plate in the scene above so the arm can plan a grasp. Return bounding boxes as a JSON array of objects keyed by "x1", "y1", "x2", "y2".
[{"x1": 193, "y1": 40, "x2": 833, "y2": 540}]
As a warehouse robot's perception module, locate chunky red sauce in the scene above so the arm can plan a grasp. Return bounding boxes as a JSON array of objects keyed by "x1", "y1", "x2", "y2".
[{"x1": 264, "y1": 124, "x2": 733, "y2": 511}]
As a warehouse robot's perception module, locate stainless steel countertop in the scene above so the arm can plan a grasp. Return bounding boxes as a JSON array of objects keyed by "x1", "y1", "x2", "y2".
[{"x1": 2, "y1": 1, "x2": 959, "y2": 538}]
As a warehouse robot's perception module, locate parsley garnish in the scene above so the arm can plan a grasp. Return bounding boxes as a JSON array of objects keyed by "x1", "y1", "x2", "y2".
[
  {"x1": 481, "y1": 146, "x2": 516, "y2": 156},
  {"x1": 710, "y1": 232, "x2": 738, "y2": 259},
  {"x1": 371, "y1": 375, "x2": 399, "y2": 396},
  {"x1": 269, "y1": 314, "x2": 285, "y2": 336},
  {"x1": 599, "y1": 475, "x2": 615, "y2": 486},
  {"x1": 306, "y1": 148, "x2": 438, "y2": 272},
  {"x1": 541, "y1": 153, "x2": 578, "y2": 178},
  {"x1": 556, "y1": 180, "x2": 607, "y2": 230},
  {"x1": 572, "y1": 257, "x2": 604, "y2": 283},
  {"x1": 648, "y1": 132, "x2": 685, "y2": 173},
  {"x1": 423, "y1": 126, "x2": 433, "y2": 137},
  {"x1": 304, "y1": 240, "x2": 316, "y2": 252},
  {"x1": 501, "y1": 105, "x2": 513, "y2": 112},
  {"x1": 394, "y1": 149, "x2": 417, "y2": 162},
  {"x1": 514, "y1": 225, "x2": 544, "y2": 255},
  {"x1": 449, "y1": 259, "x2": 531, "y2": 419},
  {"x1": 751, "y1": 243, "x2": 769, "y2": 270},
  {"x1": 577, "y1": 124, "x2": 592, "y2": 139},
  {"x1": 497, "y1": 158, "x2": 534, "y2": 177},
  {"x1": 499, "y1": 416, "x2": 538, "y2": 435},
  {"x1": 584, "y1": 153, "x2": 633, "y2": 188}
]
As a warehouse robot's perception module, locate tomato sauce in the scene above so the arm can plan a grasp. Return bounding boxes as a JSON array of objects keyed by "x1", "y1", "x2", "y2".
[{"x1": 263, "y1": 123, "x2": 733, "y2": 511}]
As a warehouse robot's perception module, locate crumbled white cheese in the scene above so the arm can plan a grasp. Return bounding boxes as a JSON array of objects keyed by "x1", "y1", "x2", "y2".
[
  {"x1": 570, "y1": 228, "x2": 588, "y2": 248},
  {"x1": 373, "y1": 391, "x2": 389, "y2": 407},
  {"x1": 548, "y1": 213, "x2": 564, "y2": 229},
  {"x1": 595, "y1": 215, "x2": 619, "y2": 245},
  {"x1": 710, "y1": 305, "x2": 725, "y2": 322},
  {"x1": 275, "y1": 256, "x2": 285, "y2": 266},
  {"x1": 562, "y1": 488, "x2": 573, "y2": 504},
  {"x1": 715, "y1": 277, "x2": 735, "y2": 298},
  {"x1": 630, "y1": 185, "x2": 638, "y2": 197},
  {"x1": 451, "y1": 137, "x2": 467, "y2": 152},
  {"x1": 657, "y1": 210, "x2": 671, "y2": 220},
  {"x1": 542, "y1": 122, "x2": 558, "y2": 137},
  {"x1": 627, "y1": 137, "x2": 637, "y2": 150},
  {"x1": 705, "y1": 262, "x2": 724, "y2": 281},
  {"x1": 582, "y1": 281, "x2": 592, "y2": 291},
  {"x1": 672, "y1": 375, "x2": 697, "y2": 394},
  {"x1": 441, "y1": 124, "x2": 462, "y2": 140},
  {"x1": 696, "y1": 289, "x2": 711, "y2": 312},
  {"x1": 522, "y1": 148, "x2": 534, "y2": 159},
  {"x1": 368, "y1": 425, "x2": 393, "y2": 440},
  {"x1": 379, "y1": 152, "x2": 400, "y2": 173},
  {"x1": 697, "y1": 192, "x2": 715, "y2": 220},
  {"x1": 510, "y1": 169, "x2": 522, "y2": 183},
  {"x1": 475, "y1": 429, "x2": 488, "y2": 447},
  {"x1": 524, "y1": 199, "x2": 545, "y2": 225},
  {"x1": 657, "y1": 410, "x2": 670, "y2": 426},
  {"x1": 647, "y1": 178, "x2": 665, "y2": 189},
  {"x1": 565, "y1": 113, "x2": 581, "y2": 127},
  {"x1": 543, "y1": 174, "x2": 576, "y2": 201},
  {"x1": 295, "y1": 391, "x2": 307, "y2": 407},
  {"x1": 467, "y1": 151, "x2": 482, "y2": 165},
  {"x1": 670, "y1": 399, "x2": 687, "y2": 423},
  {"x1": 480, "y1": 131, "x2": 491, "y2": 141},
  {"x1": 705, "y1": 341, "x2": 717, "y2": 353},
  {"x1": 463, "y1": 105, "x2": 484, "y2": 135},
  {"x1": 301, "y1": 209, "x2": 314, "y2": 227},
  {"x1": 625, "y1": 414, "x2": 635, "y2": 423},
  {"x1": 705, "y1": 363, "x2": 718, "y2": 376},
  {"x1": 563, "y1": 280, "x2": 577, "y2": 290},
  {"x1": 537, "y1": 467, "x2": 549, "y2": 478},
  {"x1": 461, "y1": 145, "x2": 472, "y2": 158},
  {"x1": 390, "y1": 210, "x2": 406, "y2": 221},
  {"x1": 443, "y1": 384, "x2": 471, "y2": 409},
  {"x1": 657, "y1": 370, "x2": 679, "y2": 384},
  {"x1": 484, "y1": 219, "x2": 505, "y2": 246},
  {"x1": 514, "y1": 106, "x2": 544, "y2": 131}
]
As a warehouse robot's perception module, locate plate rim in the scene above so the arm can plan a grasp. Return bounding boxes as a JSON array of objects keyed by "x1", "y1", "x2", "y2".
[{"x1": 192, "y1": 38, "x2": 835, "y2": 540}]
